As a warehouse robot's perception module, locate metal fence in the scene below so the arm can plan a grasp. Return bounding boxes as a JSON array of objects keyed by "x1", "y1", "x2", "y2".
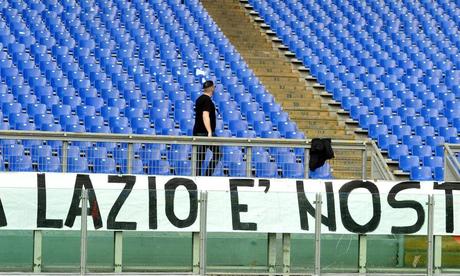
[
  {"x1": 17, "y1": 189, "x2": 456, "y2": 275},
  {"x1": 0, "y1": 130, "x2": 394, "y2": 180}
]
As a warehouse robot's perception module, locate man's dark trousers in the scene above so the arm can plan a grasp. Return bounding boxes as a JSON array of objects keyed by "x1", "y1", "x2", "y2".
[{"x1": 195, "y1": 133, "x2": 221, "y2": 176}]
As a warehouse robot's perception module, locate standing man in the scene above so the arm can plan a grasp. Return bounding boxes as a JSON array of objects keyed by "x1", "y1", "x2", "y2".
[{"x1": 193, "y1": 80, "x2": 221, "y2": 176}]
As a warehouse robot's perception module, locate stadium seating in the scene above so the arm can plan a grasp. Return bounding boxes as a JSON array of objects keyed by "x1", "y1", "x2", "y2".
[
  {"x1": 248, "y1": 0, "x2": 460, "y2": 180},
  {"x1": 0, "y1": 0, "x2": 309, "y2": 177}
]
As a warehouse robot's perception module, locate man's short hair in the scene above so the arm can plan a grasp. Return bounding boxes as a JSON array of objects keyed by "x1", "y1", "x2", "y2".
[{"x1": 203, "y1": 80, "x2": 214, "y2": 89}]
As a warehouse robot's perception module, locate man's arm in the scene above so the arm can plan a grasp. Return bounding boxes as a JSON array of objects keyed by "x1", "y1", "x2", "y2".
[{"x1": 202, "y1": 111, "x2": 212, "y2": 137}]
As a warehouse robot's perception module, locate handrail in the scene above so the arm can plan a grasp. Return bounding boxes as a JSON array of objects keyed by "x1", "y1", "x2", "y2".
[
  {"x1": 369, "y1": 140, "x2": 396, "y2": 181},
  {"x1": 0, "y1": 130, "x2": 364, "y2": 148},
  {"x1": 0, "y1": 130, "x2": 395, "y2": 180},
  {"x1": 444, "y1": 144, "x2": 460, "y2": 181}
]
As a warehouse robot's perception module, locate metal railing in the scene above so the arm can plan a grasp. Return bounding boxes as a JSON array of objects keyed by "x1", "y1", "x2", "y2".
[
  {"x1": 22, "y1": 189, "x2": 453, "y2": 275},
  {"x1": 444, "y1": 143, "x2": 460, "y2": 181},
  {"x1": 0, "y1": 130, "x2": 394, "y2": 180}
]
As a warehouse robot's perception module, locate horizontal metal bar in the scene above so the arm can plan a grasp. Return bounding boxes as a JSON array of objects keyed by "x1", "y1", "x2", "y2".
[{"x1": 0, "y1": 130, "x2": 368, "y2": 148}]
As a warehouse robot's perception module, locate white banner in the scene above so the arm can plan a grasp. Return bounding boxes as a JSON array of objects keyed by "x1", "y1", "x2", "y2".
[{"x1": 0, "y1": 173, "x2": 458, "y2": 235}]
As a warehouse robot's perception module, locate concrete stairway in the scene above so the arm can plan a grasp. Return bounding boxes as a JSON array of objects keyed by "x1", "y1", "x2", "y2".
[{"x1": 201, "y1": 0, "x2": 370, "y2": 179}]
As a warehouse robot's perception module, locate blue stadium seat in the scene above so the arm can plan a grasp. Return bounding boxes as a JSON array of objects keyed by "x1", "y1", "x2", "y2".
[
  {"x1": 433, "y1": 167, "x2": 444, "y2": 181},
  {"x1": 31, "y1": 145, "x2": 52, "y2": 163},
  {"x1": 423, "y1": 156, "x2": 443, "y2": 169},
  {"x1": 388, "y1": 144, "x2": 409, "y2": 161},
  {"x1": 410, "y1": 166, "x2": 433, "y2": 181},
  {"x1": 9, "y1": 155, "x2": 33, "y2": 171},
  {"x1": 229, "y1": 161, "x2": 247, "y2": 177},
  {"x1": 172, "y1": 160, "x2": 192, "y2": 176},
  {"x1": 283, "y1": 162, "x2": 304, "y2": 178},
  {"x1": 369, "y1": 124, "x2": 388, "y2": 140},
  {"x1": 146, "y1": 160, "x2": 170, "y2": 175},
  {"x1": 255, "y1": 162, "x2": 278, "y2": 178},
  {"x1": 309, "y1": 162, "x2": 332, "y2": 179},
  {"x1": 399, "y1": 155, "x2": 420, "y2": 172},
  {"x1": 118, "y1": 159, "x2": 144, "y2": 175},
  {"x1": 412, "y1": 145, "x2": 433, "y2": 159},
  {"x1": 38, "y1": 156, "x2": 61, "y2": 172},
  {"x1": 93, "y1": 157, "x2": 117, "y2": 174}
]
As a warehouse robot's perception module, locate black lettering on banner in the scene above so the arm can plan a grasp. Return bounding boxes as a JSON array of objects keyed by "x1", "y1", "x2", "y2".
[
  {"x1": 387, "y1": 181, "x2": 425, "y2": 234},
  {"x1": 434, "y1": 182, "x2": 460, "y2": 233},
  {"x1": 229, "y1": 179, "x2": 257, "y2": 231},
  {"x1": 0, "y1": 192, "x2": 6, "y2": 227},
  {"x1": 258, "y1": 179, "x2": 270, "y2": 193},
  {"x1": 37, "y1": 174, "x2": 63, "y2": 228},
  {"x1": 148, "y1": 176, "x2": 157, "y2": 229},
  {"x1": 296, "y1": 181, "x2": 336, "y2": 231},
  {"x1": 64, "y1": 174, "x2": 103, "y2": 229},
  {"x1": 164, "y1": 178, "x2": 198, "y2": 228},
  {"x1": 339, "y1": 180, "x2": 381, "y2": 233},
  {"x1": 107, "y1": 176, "x2": 137, "y2": 230}
]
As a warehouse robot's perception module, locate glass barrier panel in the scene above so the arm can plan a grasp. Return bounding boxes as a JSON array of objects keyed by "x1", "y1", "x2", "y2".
[
  {"x1": 367, "y1": 235, "x2": 411, "y2": 271},
  {"x1": 0, "y1": 230, "x2": 33, "y2": 272},
  {"x1": 290, "y1": 233, "x2": 315, "y2": 272},
  {"x1": 122, "y1": 232, "x2": 193, "y2": 272},
  {"x1": 437, "y1": 193, "x2": 460, "y2": 271},
  {"x1": 207, "y1": 233, "x2": 268, "y2": 272},
  {"x1": 42, "y1": 230, "x2": 81, "y2": 272},
  {"x1": 441, "y1": 236, "x2": 460, "y2": 269},
  {"x1": 86, "y1": 231, "x2": 114, "y2": 272}
]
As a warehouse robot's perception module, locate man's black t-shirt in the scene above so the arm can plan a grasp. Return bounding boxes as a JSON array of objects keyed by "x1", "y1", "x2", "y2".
[{"x1": 193, "y1": 94, "x2": 216, "y2": 135}]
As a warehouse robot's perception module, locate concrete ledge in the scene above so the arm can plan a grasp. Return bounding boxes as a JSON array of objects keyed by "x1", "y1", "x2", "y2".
[
  {"x1": 354, "y1": 128, "x2": 368, "y2": 134},
  {"x1": 297, "y1": 66, "x2": 309, "y2": 72},
  {"x1": 313, "y1": 83, "x2": 325, "y2": 89},
  {"x1": 393, "y1": 170, "x2": 410, "y2": 176},
  {"x1": 386, "y1": 159, "x2": 399, "y2": 165},
  {"x1": 345, "y1": 119, "x2": 359, "y2": 124},
  {"x1": 320, "y1": 92, "x2": 333, "y2": 97},
  {"x1": 260, "y1": 22, "x2": 270, "y2": 28}
]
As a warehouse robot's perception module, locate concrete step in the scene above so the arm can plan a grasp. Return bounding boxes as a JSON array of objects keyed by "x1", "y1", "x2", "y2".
[
  {"x1": 250, "y1": 68, "x2": 295, "y2": 75},
  {"x1": 303, "y1": 129, "x2": 348, "y2": 137},
  {"x1": 296, "y1": 120, "x2": 340, "y2": 129},
  {"x1": 201, "y1": 0, "x2": 363, "y2": 172},
  {"x1": 281, "y1": 100, "x2": 322, "y2": 108}
]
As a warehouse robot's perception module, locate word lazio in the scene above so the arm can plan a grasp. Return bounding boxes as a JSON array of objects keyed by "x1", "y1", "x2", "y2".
[{"x1": 0, "y1": 173, "x2": 459, "y2": 235}]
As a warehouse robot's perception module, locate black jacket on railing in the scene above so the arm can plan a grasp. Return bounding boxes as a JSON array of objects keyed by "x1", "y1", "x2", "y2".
[{"x1": 309, "y1": 138, "x2": 334, "y2": 171}]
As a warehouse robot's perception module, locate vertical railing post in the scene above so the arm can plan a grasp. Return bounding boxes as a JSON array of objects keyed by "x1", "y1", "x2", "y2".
[
  {"x1": 246, "y1": 146, "x2": 252, "y2": 177},
  {"x1": 314, "y1": 193, "x2": 322, "y2": 276},
  {"x1": 114, "y1": 231, "x2": 123, "y2": 272},
  {"x1": 62, "y1": 140, "x2": 68, "y2": 173},
  {"x1": 427, "y1": 195, "x2": 434, "y2": 276},
  {"x1": 397, "y1": 235, "x2": 405, "y2": 267},
  {"x1": 267, "y1": 233, "x2": 276, "y2": 273},
  {"x1": 80, "y1": 189, "x2": 88, "y2": 276},
  {"x1": 199, "y1": 191, "x2": 208, "y2": 276},
  {"x1": 362, "y1": 143, "x2": 367, "y2": 180},
  {"x1": 127, "y1": 143, "x2": 133, "y2": 174},
  {"x1": 192, "y1": 232, "x2": 200, "y2": 274},
  {"x1": 33, "y1": 230, "x2": 42, "y2": 273},
  {"x1": 358, "y1": 234, "x2": 367, "y2": 274},
  {"x1": 434, "y1": 235, "x2": 442, "y2": 275},
  {"x1": 282, "y1": 233, "x2": 291, "y2": 274},
  {"x1": 304, "y1": 147, "x2": 310, "y2": 179},
  {"x1": 191, "y1": 145, "x2": 197, "y2": 177}
]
